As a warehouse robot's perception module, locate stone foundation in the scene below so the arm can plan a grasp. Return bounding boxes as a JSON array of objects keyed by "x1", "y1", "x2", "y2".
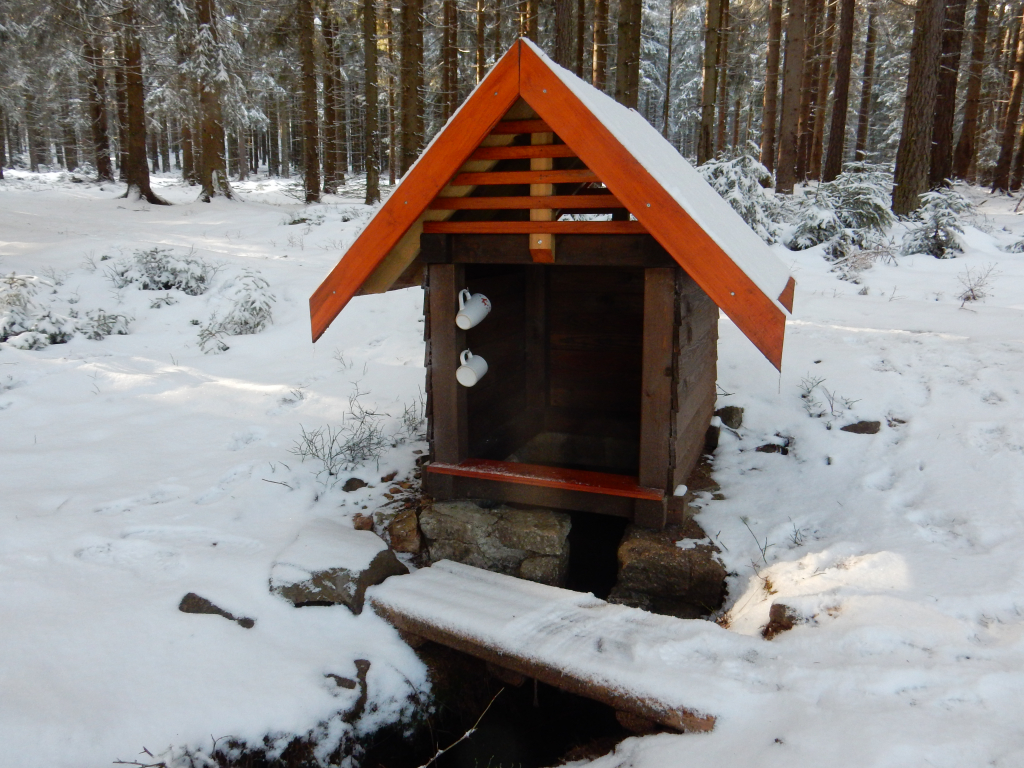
[
  {"x1": 608, "y1": 521, "x2": 727, "y2": 619},
  {"x1": 418, "y1": 500, "x2": 571, "y2": 587}
]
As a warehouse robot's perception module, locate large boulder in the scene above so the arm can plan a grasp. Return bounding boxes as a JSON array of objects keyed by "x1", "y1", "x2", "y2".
[
  {"x1": 609, "y1": 524, "x2": 727, "y2": 619},
  {"x1": 270, "y1": 518, "x2": 408, "y2": 614},
  {"x1": 419, "y1": 500, "x2": 570, "y2": 586}
]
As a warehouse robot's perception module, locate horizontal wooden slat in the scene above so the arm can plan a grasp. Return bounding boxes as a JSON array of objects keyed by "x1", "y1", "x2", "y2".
[
  {"x1": 490, "y1": 119, "x2": 553, "y2": 134},
  {"x1": 427, "y1": 194, "x2": 626, "y2": 211},
  {"x1": 469, "y1": 145, "x2": 578, "y2": 160},
  {"x1": 450, "y1": 169, "x2": 599, "y2": 186},
  {"x1": 423, "y1": 221, "x2": 647, "y2": 234},
  {"x1": 426, "y1": 458, "x2": 664, "y2": 500}
]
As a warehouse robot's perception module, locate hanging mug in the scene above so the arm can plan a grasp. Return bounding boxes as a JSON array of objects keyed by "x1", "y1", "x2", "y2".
[
  {"x1": 456, "y1": 349, "x2": 488, "y2": 387},
  {"x1": 456, "y1": 289, "x2": 492, "y2": 330}
]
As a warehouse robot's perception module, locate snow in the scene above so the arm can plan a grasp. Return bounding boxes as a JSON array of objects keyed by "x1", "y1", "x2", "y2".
[
  {"x1": 2, "y1": 169, "x2": 1024, "y2": 767},
  {"x1": 270, "y1": 518, "x2": 389, "y2": 588},
  {"x1": 0, "y1": 171, "x2": 428, "y2": 767},
  {"x1": 524, "y1": 39, "x2": 793, "y2": 307}
]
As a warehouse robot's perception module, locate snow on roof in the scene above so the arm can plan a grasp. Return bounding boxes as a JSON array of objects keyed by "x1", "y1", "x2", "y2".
[{"x1": 523, "y1": 39, "x2": 792, "y2": 307}]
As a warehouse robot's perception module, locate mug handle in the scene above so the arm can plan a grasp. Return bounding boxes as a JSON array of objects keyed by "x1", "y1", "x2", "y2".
[
  {"x1": 458, "y1": 289, "x2": 470, "y2": 309},
  {"x1": 460, "y1": 349, "x2": 471, "y2": 365}
]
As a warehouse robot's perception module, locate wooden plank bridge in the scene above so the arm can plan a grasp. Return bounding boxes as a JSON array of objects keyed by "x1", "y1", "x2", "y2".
[{"x1": 367, "y1": 560, "x2": 717, "y2": 733}]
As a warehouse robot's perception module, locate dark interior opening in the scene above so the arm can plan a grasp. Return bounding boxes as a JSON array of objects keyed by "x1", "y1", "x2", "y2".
[
  {"x1": 463, "y1": 263, "x2": 644, "y2": 476},
  {"x1": 565, "y1": 510, "x2": 630, "y2": 599}
]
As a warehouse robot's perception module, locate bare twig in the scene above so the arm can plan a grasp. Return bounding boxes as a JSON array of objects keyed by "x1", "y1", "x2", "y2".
[{"x1": 416, "y1": 688, "x2": 504, "y2": 768}]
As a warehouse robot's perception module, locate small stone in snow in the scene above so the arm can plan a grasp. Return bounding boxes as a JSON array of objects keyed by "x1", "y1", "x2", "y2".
[
  {"x1": 352, "y1": 513, "x2": 374, "y2": 531},
  {"x1": 840, "y1": 420, "x2": 881, "y2": 435},
  {"x1": 343, "y1": 477, "x2": 368, "y2": 492}
]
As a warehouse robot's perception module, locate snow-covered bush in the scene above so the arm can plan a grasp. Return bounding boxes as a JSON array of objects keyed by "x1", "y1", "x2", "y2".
[
  {"x1": 786, "y1": 165, "x2": 894, "y2": 259},
  {"x1": 197, "y1": 269, "x2": 276, "y2": 353},
  {"x1": 0, "y1": 274, "x2": 45, "y2": 341},
  {"x1": 107, "y1": 247, "x2": 219, "y2": 295},
  {"x1": 698, "y1": 150, "x2": 779, "y2": 243},
  {"x1": 901, "y1": 187, "x2": 974, "y2": 259},
  {"x1": 80, "y1": 310, "x2": 132, "y2": 340}
]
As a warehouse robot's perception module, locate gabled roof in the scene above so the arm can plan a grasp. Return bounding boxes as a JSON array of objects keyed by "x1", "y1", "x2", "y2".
[{"x1": 310, "y1": 39, "x2": 794, "y2": 369}]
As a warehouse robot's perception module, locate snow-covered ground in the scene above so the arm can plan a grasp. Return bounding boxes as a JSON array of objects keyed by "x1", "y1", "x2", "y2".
[{"x1": 1, "y1": 171, "x2": 1023, "y2": 767}]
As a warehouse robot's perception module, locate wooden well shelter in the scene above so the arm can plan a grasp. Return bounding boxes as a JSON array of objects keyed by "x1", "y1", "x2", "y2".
[{"x1": 310, "y1": 40, "x2": 794, "y2": 530}]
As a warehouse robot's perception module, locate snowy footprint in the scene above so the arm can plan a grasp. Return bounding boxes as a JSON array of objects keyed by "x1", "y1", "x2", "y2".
[
  {"x1": 92, "y1": 484, "x2": 188, "y2": 515},
  {"x1": 195, "y1": 463, "x2": 254, "y2": 505}
]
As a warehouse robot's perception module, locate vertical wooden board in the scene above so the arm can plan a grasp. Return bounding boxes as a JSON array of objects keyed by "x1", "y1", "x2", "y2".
[
  {"x1": 429, "y1": 264, "x2": 468, "y2": 465},
  {"x1": 309, "y1": 41, "x2": 522, "y2": 342},
  {"x1": 517, "y1": 44, "x2": 788, "y2": 370},
  {"x1": 638, "y1": 268, "x2": 675, "y2": 495},
  {"x1": 524, "y1": 265, "x2": 548, "y2": 422}
]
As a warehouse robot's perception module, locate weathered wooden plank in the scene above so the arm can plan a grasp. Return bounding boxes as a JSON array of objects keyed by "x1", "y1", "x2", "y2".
[
  {"x1": 447, "y1": 474, "x2": 637, "y2": 517},
  {"x1": 428, "y1": 264, "x2": 468, "y2": 466},
  {"x1": 426, "y1": 194, "x2": 625, "y2": 210},
  {"x1": 449, "y1": 168, "x2": 599, "y2": 186},
  {"x1": 426, "y1": 458, "x2": 664, "y2": 500},
  {"x1": 490, "y1": 118, "x2": 553, "y2": 134},
  {"x1": 368, "y1": 561, "x2": 717, "y2": 733},
  {"x1": 424, "y1": 221, "x2": 647, "y2": 235},
  {"x1": 636, "y1": 268, "x2": 676, "y2": 529},
  {"x1": 470, "y1": 144, "x2": 577, "y2": 160}
]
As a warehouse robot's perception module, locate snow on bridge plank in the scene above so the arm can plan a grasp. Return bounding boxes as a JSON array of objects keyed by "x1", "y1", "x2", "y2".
[{"x1": 367, "y1": 560, "x2": 716, "y2": 732}]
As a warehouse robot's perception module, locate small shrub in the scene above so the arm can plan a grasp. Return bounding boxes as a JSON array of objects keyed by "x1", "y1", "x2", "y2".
[
  {"x1": 81, "y1": 310, "x2": 132, "y2": 339},
  {"x1": 957, "y1": 263, "x2": 1000, "y2": 307},
  {"x1": 197, "y1": 269, "x2": 275, "y2": 353},
  {"x1": 292, "y1": 391, "x2": 390, "y2": 486},
  {"x1": 107, "y1": 247, "x2": 220, "y2": 295},
  {"x1": 0, "y1": 274, "x2": 46, "y2": 341},
  {"x1": 901, "y1": 187, "x2": 974, "y2": 258},
  {"x1": 698, "y1": 149, "x2": 779, "y2": 243},
  {"x1": 786, "y1": 165, "x2": 894, "y2": 259}
]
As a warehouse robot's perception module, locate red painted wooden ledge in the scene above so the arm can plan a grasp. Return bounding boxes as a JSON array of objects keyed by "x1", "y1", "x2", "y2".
[{"x1": 425, "y1": 459, "x2": 665, "y2": 501}]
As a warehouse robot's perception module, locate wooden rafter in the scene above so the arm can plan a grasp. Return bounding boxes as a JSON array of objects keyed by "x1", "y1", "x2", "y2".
[
  {"x1": 423, "y1": 221, "x2": 646, "y2": 234},
  {"x1": 490, "y1": 119, "x2": 552, "y2": 134},
  {"x1": 426, "y1": 194, "x2": 625, "y2": 210},
  {"x1": 449, "y1": 168, "x2": 599, "y2": 186},
  {"x1": 469, "y1": 145, "x2": 578, "y2": 160}
]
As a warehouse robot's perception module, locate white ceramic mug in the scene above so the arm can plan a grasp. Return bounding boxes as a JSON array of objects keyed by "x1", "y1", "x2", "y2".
[
  {"x1": 456, "y1": 289, "x2": 492, "y2": 330},
  {"x1": 456, "y1": 349, "x2": 488, "y2": 387}
]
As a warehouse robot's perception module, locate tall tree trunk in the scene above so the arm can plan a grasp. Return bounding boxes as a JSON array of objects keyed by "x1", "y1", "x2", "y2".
[
  {"x1": 821, "y1": 0, "x2": 855, "y2": 181},
  {"x1": 555, "y1": 0, "x2": 573, "y2": 66},
  {"x1": 992, "y1": 4, "x2": 1024, "y2": 192},
  {"x1": 930, "y1": 0, "x2": 968, "y2": 185},
  {"x1": 892, "y1": 0, "x2": 946, "y2": 213},
  {"x1": 442, "y1": 0, "x2": 458, "y2": 121},
  {"x1": 84, "y1": 36, "x2": 114, "y2": 181},
  {"x1": 400, "y1": 0, "x2": 423, "y2": 176},
  {"x1": 699, "y1": 0, "x2": 725, "y2": 163},
  {"x1": 365, "y1": 0, "x2": 381, "y2": 204},
  {"x1": 663, "y1": 0, "x2": 675, "y2": 137},
  {"x1": 267, "y1": 98, "x2": 280, "y2": 177},
  {"x1": 62, "y1": 103, "x2": 80, "y2": 172},
  {"x1": 477, "y1": 0, "x2": 487, "y2": 81},
  {"x1": 120, "y1": 0, "x2": 164, "y2": 203},
  {"x1": 614, "y1": 0, "x2": 642, "y2": 108},
  {"x1": 386, "y1": 0, "x2": 396, "y2": 185},
  {"x1": 761, "y1": 0, "x2": 783, "y2": 173},
  {"x1": 114, "y1": 35, "x2": 129, "y2": 180},
  {"x1": 0, "y1": 109, "x2": 5, "y2": 180},
  {"x1": 715, "y1": 0, "x2": 731, "y2": 154},
  {"x1": 236, "y1": 128, "x2": 248, "y2": 181},
  {"x1": 322, "y1": 8, "x2": 338, "y2": 193},
  {"x1": 298, "y1": 0, "x2": 321, "y2": 202},
  {"x1": 796, "y1": 0, "x2": 822, "y2": 178},
  {"x1": 160, "y1": 115, "x2": 170, "y2": 173},
  {"x1": 182, "y1": 121, "x2": 196, "y2": 183},
  {"x1": 592, "y1": 0, "x2": 609, "y2": 89},
  {"x1": 952, "y1": 0, "x2": 989, "y2": 178},
  {"x1": 853, "y1": 3, "x2": 878, "y2": 162},
  {"x1": 526, "y1": 0, "x2": 539, "y2": 40},
  {"x1": 1010, "y1": 107, "x2": 1024, "y2": 188},
  {"x1": 575, "y1": 0, "x2": 585, "y2": 76},
  {"x1": 809, "y1": 0, "x2": 836, "y2": 178},
  {"x1": 776, "y1": 0, "x2": 807, "y2": 192},
  {"x1": 197, "y1": 0, "x2": 230, "y2": 200}
]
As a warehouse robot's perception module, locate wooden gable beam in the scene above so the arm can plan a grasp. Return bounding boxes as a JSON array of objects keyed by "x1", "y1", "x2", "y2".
[
  {"x1": 518, "y1": 43, "x2": 788, "y2": 370},
  {"x1": 309, "y1": 41, "x2": 523, "y2": 342}
]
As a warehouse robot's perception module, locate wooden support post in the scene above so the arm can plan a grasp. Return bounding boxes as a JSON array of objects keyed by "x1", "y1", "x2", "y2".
[
  {"x1": 529, "y1": 131, "x2": 556, "y2": 262},
  {"x1": 636, "y1": 267, "x2": 675, "y2": 529},
  {"x1": 425, "y1": 262, "x2": 467, "y2": 498}
]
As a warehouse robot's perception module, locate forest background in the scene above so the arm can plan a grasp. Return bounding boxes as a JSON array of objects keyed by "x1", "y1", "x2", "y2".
[{"x1": 1, "y1": 0, "x2": 1023, "y2": 228}]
